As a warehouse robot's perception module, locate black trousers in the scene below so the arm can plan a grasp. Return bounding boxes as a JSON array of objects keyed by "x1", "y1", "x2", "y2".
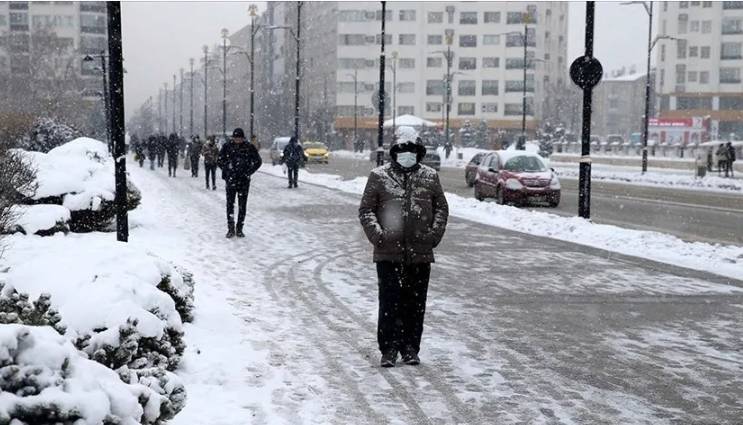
[
  {"x1": 376, "y1": 262, "x2": 431, "y2": 355},
  {"x1": 190, "y1": 156, "x2": 200, "y2": 177},
  {"x1": 167, "y1": 155, "x2": 178, "y2": 176},
  {"x1": 226, "y1": 183, "x2": 250, "y2": 230},
  {"x1": 287, "y1": 164, "x2": 299, "y2": 187},
  {"x1": 205, "y1": 164, "x2": 217, "y2": 188}
]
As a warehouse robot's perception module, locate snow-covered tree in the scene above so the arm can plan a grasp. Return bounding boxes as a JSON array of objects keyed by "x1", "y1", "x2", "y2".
[
  {"x1": 22, "y1": 117, "x2": 81, "y2": 153},
  {"x1": 0, "y1": 141, "x2": 37, "y2": 243},
  {"x1": 459, "y1": 120, "x2": 475, "y2": 147}
]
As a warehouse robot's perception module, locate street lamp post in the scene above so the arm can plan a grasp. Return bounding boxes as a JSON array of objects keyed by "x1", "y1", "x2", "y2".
[
  {"x1": 221, "y1": 28, "x2": 229, "y2": 137},
  {"x1": 347, "y1": 70, "x2": 358, "y2": 147},
  {"x1": 249, "y1": 4, "x2": 258, "y2": 138},
  {"x1": 376, "y1": 1, "x2": 387, "y2": 166},
  {"x1": 520, "y1": 18, "x2": 529, "y2": 150},
  {"x1": 202, "y1": 45, "x2": 209, "y2": 139},
  {"x1": 172, "y1": 74, "x2": 176, "y2": 134},
  {"x1": 189, "y1": 58, "x2": 194, "y2": 137},
  {"x1": 179, "y1": 68, "x2": 184, "y2": 136},
  {"x1": 389, "y1": 51, "x2": 398, "y2": 137},
  {"x1": 164, "y1": 82, "x2": 168, "y2": 134}
]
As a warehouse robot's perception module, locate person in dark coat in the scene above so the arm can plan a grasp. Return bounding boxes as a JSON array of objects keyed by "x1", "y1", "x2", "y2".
[
  {"x1": 202, "y1": 136, "x2": 220, "y2": 190},
  {"x1": 358, "y1": 139, "x2": 449, "y2": 367},
  {"x1": 146, "y1": 135, "x2": 157, "y2": 170},
  {"x1": 166, "y1": 133, "x2": 180, "y2": 177},
  {"x1": 132, "y1": 135, "x2": 145, "y2": 168},
  {"x1": 726, "y1": 141, "x2": 736, "y2": 178},
  {"x1": 280, "y1": 136, "x2": 307, "y2": 188},
  {"x1": 219, "y1": 128, "x2": 262, "y2": 238},
  {"x1": 189, "y1": 136, "x2": 203, "y2": 178},
  {"x1": 156, "y1": 134, "x2": 166, "y2": 168}
]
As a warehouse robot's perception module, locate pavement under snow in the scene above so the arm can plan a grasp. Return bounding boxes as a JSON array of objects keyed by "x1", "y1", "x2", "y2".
[{"x1": 128, "y1": 163, "x2": 743, "y2": 424}]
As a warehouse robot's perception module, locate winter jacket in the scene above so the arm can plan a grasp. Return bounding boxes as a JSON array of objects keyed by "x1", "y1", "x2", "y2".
[
  {"x1": 219, "y1": 141, "x2": 262, "y2": 188},
  {"x1": 189, "y1": 139, "x2": 203, "y2": 159},
  {"x1": 202, "y1": 142, "x2": 219, "y2": 165},
  {"x1": 716, "y1": 146, "x2": 728, "y2": 163},
  {"x1": 166, "y1": 135, "x2": 180, "y2": 158},
  {"x1": 729, "y1": 145, "x2": 737, "y2": 162},
  {"x1": 359, "y1": 162, "x2": 449, "y2": 264},
  {"x1": 281, "y1": 142, "x2": 307, "y2": 167}
]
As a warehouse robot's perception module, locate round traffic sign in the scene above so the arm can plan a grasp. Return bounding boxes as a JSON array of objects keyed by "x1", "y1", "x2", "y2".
[{"x1": 570, "y1": 56, "x2": 603, "y2": 90}]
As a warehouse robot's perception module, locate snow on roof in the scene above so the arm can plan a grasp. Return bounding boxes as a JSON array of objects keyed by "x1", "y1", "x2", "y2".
[
  {"x1": 384, "y1": 114, "x2": 437, "y2": 128},
  {"x1": 603, "y1": 73, "x2": 645, "y2": 82},
  {"x1": 496, "y1": 149, "x2": 546, "y2": 165}
]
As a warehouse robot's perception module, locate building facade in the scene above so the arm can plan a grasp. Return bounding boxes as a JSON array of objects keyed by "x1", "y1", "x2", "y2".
[
  {"x1": 591, "y1": 69, "x2": 655, "y2": 139},
  {"x1": 656, "y1": 1, "x2": 743, "y2": 138}
]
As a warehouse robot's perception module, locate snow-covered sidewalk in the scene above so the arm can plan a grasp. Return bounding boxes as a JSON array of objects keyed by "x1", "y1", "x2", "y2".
[{"x1": 127, "y1": 163, "x2": 743, "y2": 424}]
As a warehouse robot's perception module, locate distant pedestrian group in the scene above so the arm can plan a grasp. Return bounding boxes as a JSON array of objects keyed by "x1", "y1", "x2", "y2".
[{"x1": 716, "y1": 142, "x2": 737, "y2": 178}]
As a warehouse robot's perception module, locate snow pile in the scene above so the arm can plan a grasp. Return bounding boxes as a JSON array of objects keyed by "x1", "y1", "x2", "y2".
[
  {"x1": 331, "y1": 150, "x2": 369, "y2": 160},
  {"x1": 261, "y1": 165, "x2": 743, "y2": 281},
  {"x1": 0, "y1": 324, "x2": 167, "y2": 425},
  {"x1": 6, "y1": 204, "x2": 70, "y2": 236},
  {"x1": 553, "y1": 166, "x2": 743, "y2": 193},
  {"x1": 17, "y1": 137, "x2": 141, "y2": 232}
]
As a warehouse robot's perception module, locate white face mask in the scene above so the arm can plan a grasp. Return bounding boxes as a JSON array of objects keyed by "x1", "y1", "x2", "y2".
[{"x1": 396, "y1": 152, "x2": 417, "y2": 168}]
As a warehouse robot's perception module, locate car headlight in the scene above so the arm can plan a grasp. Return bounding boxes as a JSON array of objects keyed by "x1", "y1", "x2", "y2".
[
  {"x1": 550, "y1": 177, "x2": 561, "y2": 189},
  {"x1": 505, "y1": 178, "x2": 523, "y2": 190}
]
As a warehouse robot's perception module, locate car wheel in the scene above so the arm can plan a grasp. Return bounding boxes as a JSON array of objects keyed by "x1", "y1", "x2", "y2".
[
  {"x1": 495, "y1": 187, "x2": 505, "y2": 205},
  {"x1": 549, "y1": 195, "x2": 560, "y2": 208},
  {"x1": 474, "y1": 181, "x2": 485, "y2": 201}
]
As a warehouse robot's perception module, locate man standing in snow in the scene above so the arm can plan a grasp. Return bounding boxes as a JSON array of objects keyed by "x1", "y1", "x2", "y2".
[
  {"x1": 359, "y1": 139, "x2": 449, "y2": 367},
  {"x1": 219, "y1": 128, "x2": 262, "y2": 238}
]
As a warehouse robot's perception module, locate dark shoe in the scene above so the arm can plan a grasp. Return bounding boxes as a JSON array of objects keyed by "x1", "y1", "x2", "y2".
[
  {"x1": 380, "y1": 350, "x2": 397, "y2": 368},
  {"x1": 236, "y1": 228, "x2": 245, "y2": 238},
  {"x1": 401, "y1": 351, "x2": 420, "y2": 366},
  {"x1": 226, "y1": 224, "x2": 235, "y2": 239},
  {"x1": 212, "y1": 186, "x2": 217, "y2": 191}
]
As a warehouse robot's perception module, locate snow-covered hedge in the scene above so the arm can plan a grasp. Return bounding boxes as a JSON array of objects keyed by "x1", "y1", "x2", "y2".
[
  {"x1": 0, "y1": 324, "x2": 169, "y2": 425},
  {"x1": 18, "y1": 137, "x2": 141, "y2": 232},
  {"x1": 5, "y1": 204, "x2": 70, "y2": 236},
  {"x1": 0, "y1": 232, "x2": 196, "y2": 422},
  {"x1": 21, "y1": 117, "x2": 81, "y2": 153}
]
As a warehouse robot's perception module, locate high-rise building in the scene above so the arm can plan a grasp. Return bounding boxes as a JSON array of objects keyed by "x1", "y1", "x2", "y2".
[
  {"x1": 656, "y1": 1, "x2": 743, "y2": 138},
  {"x1": 254, "y1": 1, "x2": 569, "y2": 148}
]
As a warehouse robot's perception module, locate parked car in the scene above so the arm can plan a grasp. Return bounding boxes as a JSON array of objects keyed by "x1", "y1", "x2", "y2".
[
  {"x1": 369, "y1": 145, "x2": 441, "y2": 171},
  {"x1": 465, "y1": 152, "x2": 488, "y2": 187},
  {"x1": 304, "y1": 141, "x2": 329, "y2": 164},
  {"x1": 473, "y1": 151, "x2": 560, "y2": 207},
  {"x1": 270, "y1": 137, "x2": 291, "y2": 166}
]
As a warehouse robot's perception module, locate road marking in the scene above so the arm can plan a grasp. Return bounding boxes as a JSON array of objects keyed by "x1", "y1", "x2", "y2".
[{"x1": 582, "y1": 192, "x2": 743, "y2": 214}]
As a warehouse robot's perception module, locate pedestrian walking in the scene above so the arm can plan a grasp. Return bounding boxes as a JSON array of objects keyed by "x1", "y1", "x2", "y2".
[
  {"x1": 694, "y1": 154, "x2": 706, "y2": 179},
  {"x1": 147, "y1": 135, "x2": 157, "y2": 170},
  {"x1": 444, "y1": 142, "x2": 453, "y2": 159},
  {"x1": 203, "y1": 136, "x2": 219, "y2": 190},
  {"x1": 166, "y1": 133, "x2": 180, "y2": 177},
  {"x1": 280, "y1": 136, "x2": 307, "y2": 189},
  {"x1": 133, "y1": 135, "x2": 145, "y2": 168},
  {"x1": 219, "y1": 128, "x2": 262, "y2": 238},
  {"x1": 156, "y1": 134, "x2": 166, "y2": 168},
  {"x1": 716, "y1": 144, "x2": 727, "y2": 176},
  {"x1": 189, "y1": 136, "x2": 203, "y2": 178},
  {"x1": 726, "y1": 141, "x2": 736, "y2": 178},
  {"x1": 358, "y1": 139, "x2": 449, "y2": 367}
]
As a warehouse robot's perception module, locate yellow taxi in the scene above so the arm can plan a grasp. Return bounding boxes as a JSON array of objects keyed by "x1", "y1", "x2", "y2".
[{"x1": 303, "y1": 141, "x2": 330, "y2": 164}]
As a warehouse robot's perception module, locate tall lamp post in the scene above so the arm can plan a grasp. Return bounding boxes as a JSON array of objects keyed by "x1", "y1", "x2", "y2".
[
  {"x1": 388, "y1": 51, "x2": 398, "y2": 137},
  {"x1": 431, "y1": 29, "x2": 455, "y2": 154},
  {"x1": 202, "y1": 45, "x2": 209, "y2": 139},
  {"x1": 268, "y1": 1, "x2": 302, "y2": 141},
  {"x1": 249, "y1": 4, "x2": 259, "y2": 138},
  {"x1": 163, "y1": 82, "x2": 169, "y2": 135},
  {"x1": 179, "y1": 68, "x2": 184, "y2": 136},
  {"x1": 83, "y1": 52, "x2": 110, "y2": 152},
  {"x1": 346, "y1": 70, "x2": 359, "y2": 147},
  {"x1": 189, "y1": 58, "x2": 194, "y2": 137},
  {"x1": 172, "y1": 74, "x2": 176, "y2": 134},
  {"x1": 221, "y1": 28, "x2": 229, "y2": 137},
  {"x1": 376, "y1": 1, "x2": 387, "y2": 166}
]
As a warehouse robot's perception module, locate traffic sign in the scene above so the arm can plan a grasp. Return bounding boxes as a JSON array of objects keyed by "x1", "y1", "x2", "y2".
[{"x1": 570, "y1": 56, "x2": 603, "y2": 90}]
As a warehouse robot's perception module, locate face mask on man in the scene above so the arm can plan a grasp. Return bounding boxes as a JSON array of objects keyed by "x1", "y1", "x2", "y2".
[{"x1": 396, "y1": 152, "x2": 417, "y2": 168}]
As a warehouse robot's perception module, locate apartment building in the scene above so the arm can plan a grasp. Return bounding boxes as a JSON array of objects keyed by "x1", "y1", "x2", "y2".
[
  {"x1": 656, "y1": 1, "x2": 743, "y2": 137},
  {"x1": 591, "y1": 68, "x2": 655, "y2": 138}
]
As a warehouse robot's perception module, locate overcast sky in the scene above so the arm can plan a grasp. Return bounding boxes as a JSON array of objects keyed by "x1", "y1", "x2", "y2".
[{"x1": 122, "y1": 1, "x2": 654, "y2": 120}]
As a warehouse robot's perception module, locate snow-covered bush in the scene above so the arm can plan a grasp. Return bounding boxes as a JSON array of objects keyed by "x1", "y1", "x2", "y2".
[
  {"x1": 0, "y1": 283, "x2": 66, "y2": 335},
  {"x1": 0, "y1": 324, "x2": 169, "y2": 425},
  {"x1": 4, "y1": 205, "x2": 70, "y2": 236},
  {"x1": 22, "y1": 117, "x2": 81, "y2": 153},
  {"x1": 18, "y1": 137, "x2": 141, "y2": 232},
  {"x1": 157, "y1": 267, "x2": 195, "y2": 324},
  {"x1": 0, "y1": 141, "x2": 36, "y2": 241}
]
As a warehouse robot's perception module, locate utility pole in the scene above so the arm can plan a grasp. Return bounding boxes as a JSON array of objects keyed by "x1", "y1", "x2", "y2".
[
  {"x1": 164, "y1": 82, "x2": 168, "y2": 135},
  {"x1": 172, "y1": 74, "x2": 176, "y2": 134},
  {"x1": 203, "y1": 45, "x2": 209, "y2": 139},
  {"x1": 519, "y1": 17, "x2": 529, "y2": 150},
  {"x1": 179, "y1": 68, "x2": 184, "y2": 136},
  {"x1": 444, "y1": 29, "x2": 454, "y2": 154},
  {"x1": 376, "y1": 1, "x2": 386, "y2": 166},
  {"x1": 189, "y1": 58, "x2": 194, "y2": 137},
  {"x1": 157, "y1": 89, "x2": 162, "y2": 133},
  {"x1": 294, "y1": 1, "x2": 302, "y2": 141},
  {"x1": 390, "y1": 51, "x2": 398, "y2": 137},
  {"x1": 249, "y1": 4, "x2": 258, "y2": 138},
  {"x1": 106, "y1": 1, "x2": 128, "y2": 242},
  {"x1": 222, "y1": 29, "x2": 229, "y2": 137}
]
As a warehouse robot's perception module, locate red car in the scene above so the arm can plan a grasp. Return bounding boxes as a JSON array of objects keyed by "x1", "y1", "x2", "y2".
[
  {"x1": 465, "y1": 152, "x2": 488, "y2": 187},
  {"x1": 473, "y1": 151, "x2": 560, "y2": 207}
]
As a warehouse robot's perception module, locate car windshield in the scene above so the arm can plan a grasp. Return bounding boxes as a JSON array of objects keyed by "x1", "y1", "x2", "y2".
[
  {"x1": 503, "y1": 156, "x2": 546, "y2": 172},
  {"x1": 305, "y1": 143, "x2": 327, "y2": 150}
]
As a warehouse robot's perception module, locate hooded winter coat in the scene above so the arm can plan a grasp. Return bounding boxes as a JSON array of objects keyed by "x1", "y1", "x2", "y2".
[
  {"x1": 219, "y1": 140, "x2": 262, "y2": 189},
  {"x1": 202, "y1": 141, "x2": 219, "y2": 165},
  {"x1": 359, "y1": 142, "x2": 449, "y2": 264}
]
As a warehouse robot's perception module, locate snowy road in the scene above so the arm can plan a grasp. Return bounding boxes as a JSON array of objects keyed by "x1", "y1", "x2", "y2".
[{"x1": 129, "y1": 163, "x2": 743, "y2": 424}]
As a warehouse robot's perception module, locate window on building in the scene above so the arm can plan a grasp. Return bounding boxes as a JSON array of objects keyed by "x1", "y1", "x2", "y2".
[
  {"x1": 484, "y1": 12, "x2": 501, "y2": 23},
  {"x1": 506, "y1": 28, "x2": 536, "y2": 47},
  {"x1": 426, "y1": 102, "x2": 442, "y2": 112},
  {"x1": 483, "y1": 35, "x2": 500, "y2": 45},
  {"x1": 427, "y1": 57, "x2": 442, "y2": 67},
  {"x1": 722, "y1": 42, "x2": 743, "y2": 59},
  {"x1": 505, "y1": 103, "x2": 533, "y2": 116},
  {"x1": 427, "y1": 34, "x2": 443, "y2": 45},
  {"x1": 678, "y1": 14, "x2": 688, "y2": 34},
  {"x1": 661, "y1": 44, "x2": 666, "y2": 61},
  {"x1": 426, "y1": 80, "x2": 444, "y2": 95},
  {"x1": 339, "y1": 34, "x2": 366, "y2": 46},
  {"x1": 677, "y1": 96, "x2": 712, "y2": 109},
  {"x1": 338, "y1": 58, "x2": 367, "y2": 69},
  {"x1": 690, "y1": 20, "x2": 700, "y2": 32},
  {"x1": 399, "y1": 34, "x2": 416, "y2": 45},
  {"x1": 376, "y1": 10, "x2": 392, "y2": 21},
  {"x1": 720, "y1": 67, "x2": 741, "y2": 83},
  {"x1": 459, "y1": 35, "x2": 477, "y2": 47},
  {"x1": 719, "y1": 96, "x2": 743, "y2": 109},
  {"x1": 375, "y1": 34, "x2": 392, "y2": 45},
  {"x1": 703, "y1": 1, "x2": 712, "y2": 6},
  {"x1": 397, "y1": 82, "x2": 415, "y2": 93},
  {"x1": 691, "y1": 1, "x2": 701, "y2": 5},
  {"x1": 701, "y1": 46, "x2": 711, "y2": 58},
  {"x1": 702, "y1": 20, "x2": 712, "y2": 33},
  {"x1": 664, "y1": 2, "x2": 669, "y2": 11},
  {"x1": 458, "y1": 80, "x2": 476, "y2": 96},
  {"x1": 446, "y1": 5, "x2": 455, "y2": 23},
  {"x1": 0, "y1": 15, "x2": 7, "y2": 26},
  {"x1": 459, "y1": 57, "x2": 476, "y2": 70},
  {"x1": 398, "y1": 58, "x2": 415, "y2": 68},
  {"x1": 398, "y1": 106, "x2": 414, "y2": 115},
  {"x1": 723, "y1": 1, "x2": 743, "y2": 8},
  {"x1": 483, "y1": 57, "x2": 500, "y2": 68},
  {"x1": 428, "y1": 11, "x2": 443, "y2": 23},
  {"x1": 688, "y1": 71, "x2": 698, "y2": 82},
  {"x1": 10, "y1": 12, "x2": 28, "y2": 25},
  {"x1": 460, "y1": 12, "x2": 478, "y2": 24},
  {"x1": 482, "y1": 80, "x2": 499, "y2": 95},
  {"x1": 337, "y1": 82, "x2": 355, "y2": 93},
  {"x1": 689, "y1": 46, "x2": 698, "y2": 57},
  {"x1": 700, "y1": 71, "x2": 709, "y2": 83},
  {"x1": 507, "y1": 11, "x2": 524, "y2": 24},
  {"x1": 677, "y1": 39, "x2": 687, "y2": 59},
  {"x1": 481, "y1": 103, "x2": 498, "y2": 113},
  {"x1": 723, "y1": 17, "x2": 743, "y2": 34},
  {"x1": 680, "y1": 1, "x2": 689, "y2": 8},
  {"x1": 458, "y1": 103, "x2": 476, "y2": 115},
  {"x1": 676, "y1": 64, "x2": 686, "y2": 83},
  {"x1": 505, "y1": 79, "x2": 535, "y2": 93},
  {"x1": 660, "y1": 69, "x2": 665, "y2": 87},
  {"x1": 338, "y1": 10, "x2": 369, "y2": 22},
  {"x1": 399, "y1": 10, "x2": 416, "y2": 21}
]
